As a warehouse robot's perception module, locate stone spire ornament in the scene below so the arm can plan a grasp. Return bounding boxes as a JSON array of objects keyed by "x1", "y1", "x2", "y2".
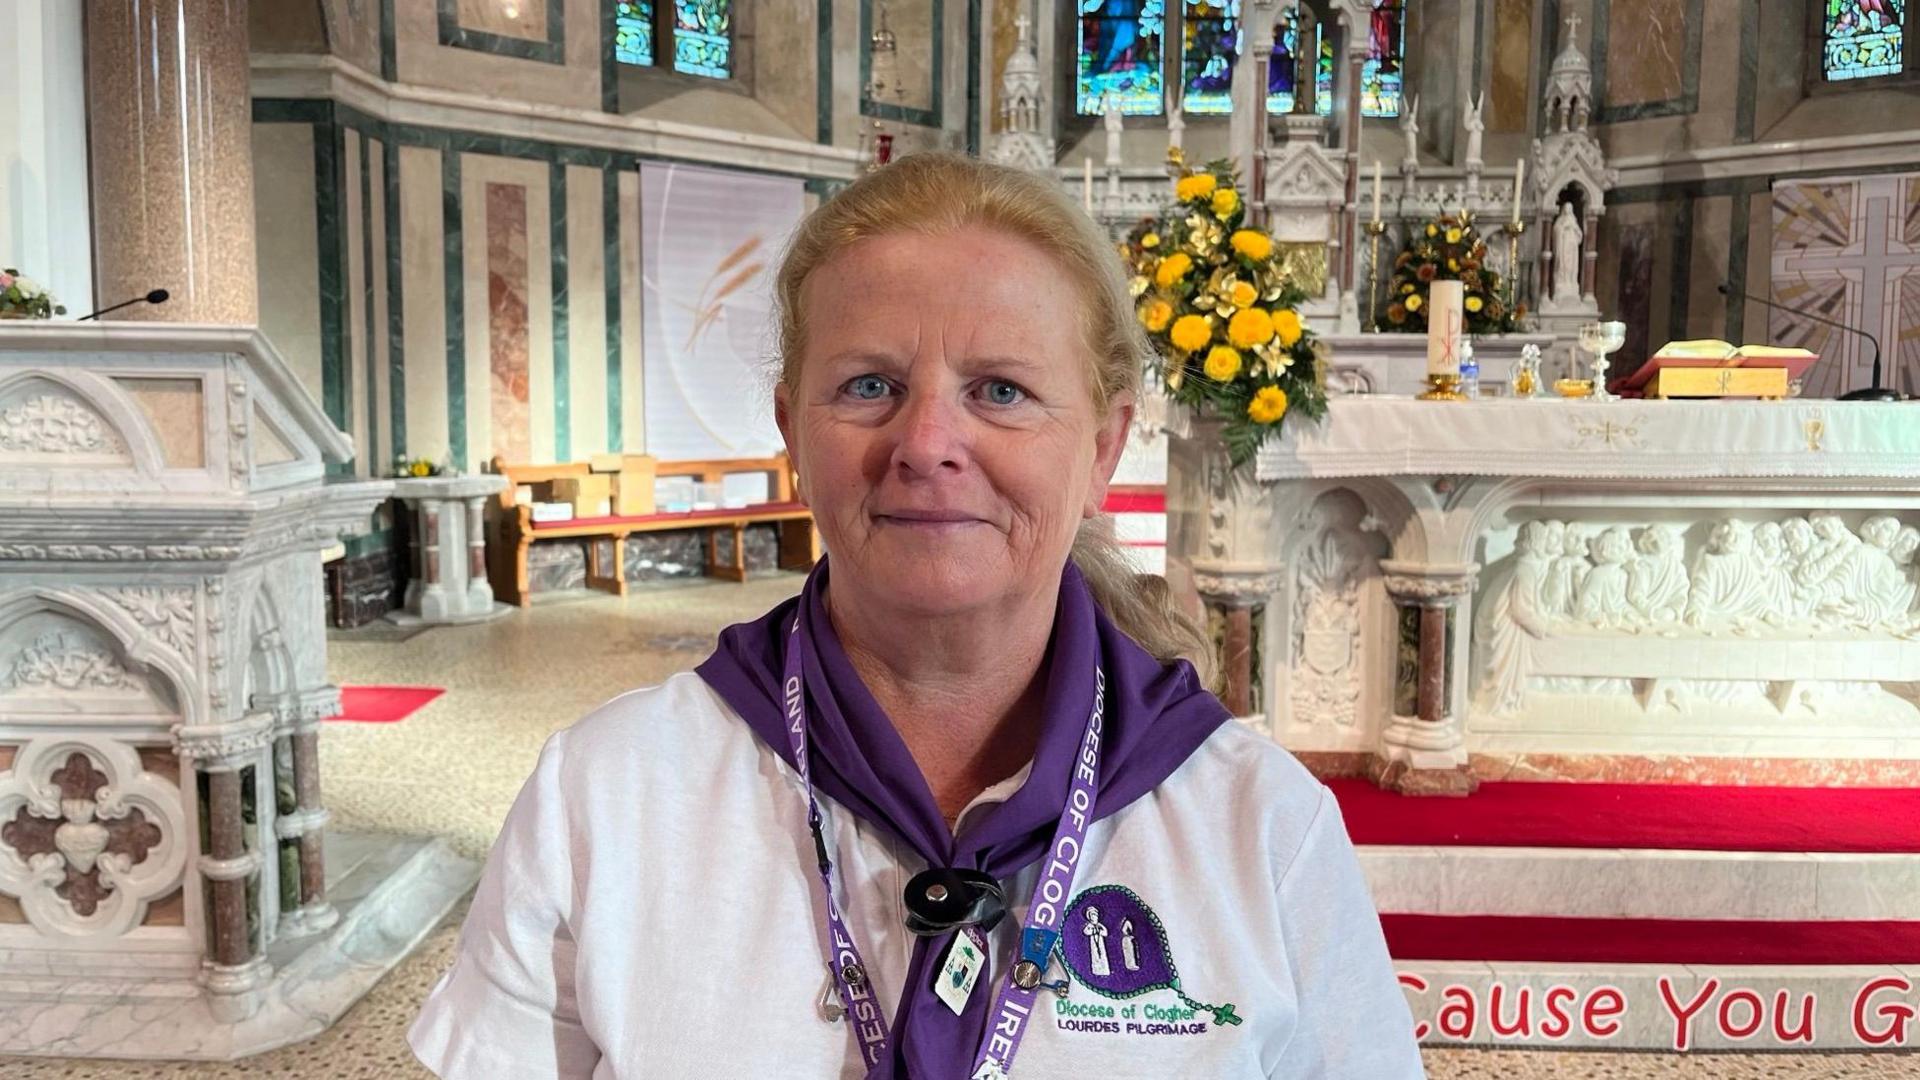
[{"x1": 986, "y1": 6, "x2": 1054, "y2": 172}]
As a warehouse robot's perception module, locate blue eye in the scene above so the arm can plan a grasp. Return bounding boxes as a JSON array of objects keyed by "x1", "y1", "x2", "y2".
[
  {"x1": 846, "y1": 375, "x2": 890, "y2": 400},
  {"x1": 981, "y1": 380, "x2": 1025, "y2": 406}
]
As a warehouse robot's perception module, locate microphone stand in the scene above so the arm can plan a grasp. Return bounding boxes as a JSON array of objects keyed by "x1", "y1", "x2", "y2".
[{"x1": 1719, "y1": 284, "x2": 1901, "y2": 402}]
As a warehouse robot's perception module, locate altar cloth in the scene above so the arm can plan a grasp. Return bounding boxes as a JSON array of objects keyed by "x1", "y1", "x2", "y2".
[{"x1": 1254, "y1": 397, "x2": 1920, "y2": 482}]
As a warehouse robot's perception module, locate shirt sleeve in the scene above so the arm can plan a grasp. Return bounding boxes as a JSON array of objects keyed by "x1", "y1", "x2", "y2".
[
  {"x1": 1269, "y1": 786, "x2": 1426, "y2": 1079},
  {"x1": 409, "y1": 729, "x2": 603, "y2": 1079}
]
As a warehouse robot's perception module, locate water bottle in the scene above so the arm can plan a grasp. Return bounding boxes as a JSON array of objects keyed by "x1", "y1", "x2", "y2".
[{"x1": 1459, "y1": 338, "x2": 1480, "y2": 399}]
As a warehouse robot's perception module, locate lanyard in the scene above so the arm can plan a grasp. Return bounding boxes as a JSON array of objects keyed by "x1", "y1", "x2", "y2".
[{"x1": 781, "y1": 616, "x2": 1106, "y2": 1079}]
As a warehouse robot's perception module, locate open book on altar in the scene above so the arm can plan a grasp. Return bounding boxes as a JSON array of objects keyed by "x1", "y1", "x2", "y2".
[{"x1": 1618, "y1": 340, "x2": 1820, "y2": 398}]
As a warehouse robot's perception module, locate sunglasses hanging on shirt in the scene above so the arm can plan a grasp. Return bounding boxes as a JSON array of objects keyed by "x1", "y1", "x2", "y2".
[{"x1": 902, "y1": 867, "x2": 1006, "y2": 936}]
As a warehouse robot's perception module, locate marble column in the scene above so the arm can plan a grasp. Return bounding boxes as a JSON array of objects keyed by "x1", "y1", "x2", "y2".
[
  {"x1": 1581, "y1": 209, "x2": 1601, "y2": 300},
  {"x1": 1192, "y1": 567, "x2": 1284, "y2": 720},
  {"x1": 1341, "y1": 41, "x2": 1366, "y2": 294},
  {"x1": 84, "y1": 0, "x2": 257, "y2": 324},
  {"x1": 1370, "y1": 561, "x2": 1479, "y2": 796}
]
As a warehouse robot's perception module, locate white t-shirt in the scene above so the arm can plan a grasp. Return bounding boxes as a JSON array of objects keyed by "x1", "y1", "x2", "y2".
[{"x1": 409, "y1": 672, "x2": 1422, "y2": 1078}]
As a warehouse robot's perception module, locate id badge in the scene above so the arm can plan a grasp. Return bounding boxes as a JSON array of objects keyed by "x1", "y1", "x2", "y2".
[{"x1": 934, "y1": 928, "x2": 988, "y2": 1016}]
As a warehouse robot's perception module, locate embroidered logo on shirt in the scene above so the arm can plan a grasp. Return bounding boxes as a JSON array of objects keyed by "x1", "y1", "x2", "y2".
[{"x1": 1049, "y1": 884, "x2": 1243, "y2": 1036}]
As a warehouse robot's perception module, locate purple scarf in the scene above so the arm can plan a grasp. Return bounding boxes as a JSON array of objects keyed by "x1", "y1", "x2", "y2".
[{"x1": 697, "y1": 558, "x2": 1229, "y2": 1079}]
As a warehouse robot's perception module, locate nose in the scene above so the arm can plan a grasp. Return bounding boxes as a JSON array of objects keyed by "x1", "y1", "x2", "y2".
[{"x1": 888, "y1": 386, "x2": 967, "y2": 479}]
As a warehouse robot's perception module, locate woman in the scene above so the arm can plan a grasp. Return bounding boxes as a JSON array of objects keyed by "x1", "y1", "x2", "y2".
[{"x1": 409, "y1": 153, "x2": 1420, "y2": 1078}]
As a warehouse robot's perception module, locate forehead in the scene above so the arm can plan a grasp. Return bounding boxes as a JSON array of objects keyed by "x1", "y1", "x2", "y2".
[{"x1": 799, "y1": 227, "x2": 1085, "y2": 356}]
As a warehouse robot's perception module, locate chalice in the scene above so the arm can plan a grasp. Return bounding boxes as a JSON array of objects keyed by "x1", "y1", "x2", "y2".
[{"x1": 1577, "y1": 320, "x2": 1626, "y2": 402}]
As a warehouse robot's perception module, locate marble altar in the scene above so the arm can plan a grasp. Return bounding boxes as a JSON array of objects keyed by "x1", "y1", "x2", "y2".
[
  {"x1": 0, "y1": 322, "x2": 476, "y2": 1057},
  {"x1": 1164, "y1": 396, "x2": 1920, "y2": 792}
]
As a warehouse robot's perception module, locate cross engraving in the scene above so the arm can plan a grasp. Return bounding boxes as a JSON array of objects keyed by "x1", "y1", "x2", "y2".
[
  {"x1": 0, "y1": 752, "x2": 163, "y2": 917},
  {"x1": 1565, "y1": 11, "x2": 1581, "y2": 44}
]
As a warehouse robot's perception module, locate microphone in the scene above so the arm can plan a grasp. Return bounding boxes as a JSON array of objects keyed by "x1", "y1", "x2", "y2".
[
  {"x1": 1718, "y1": 283, "x2": 1900, "y2": 402},
  {"x1": 77, "y1": 289, "x2": 170, "y2": 322}
]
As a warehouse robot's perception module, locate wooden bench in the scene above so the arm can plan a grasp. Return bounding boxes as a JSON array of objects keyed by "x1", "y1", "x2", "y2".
[{"x1": 485, "y1": 453, "x2": 820, "y2": 606}]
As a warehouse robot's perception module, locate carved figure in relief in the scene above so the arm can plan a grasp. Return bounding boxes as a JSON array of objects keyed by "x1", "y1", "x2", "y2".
[
  {"x1": 1401, "y1": 95, "x2": 1421, "y2": 167},
  {"x1": 1574, "y1": 527, "x2": 1636, "y2": 627},
  {"x1": 1795, "y1": 512, "x2": 1865, "y2": 618},
  {"x1": 1542, "y1": 523, "x2": 1590, "y2": 617},
  {"x1": 1750, "y1": 521, "x2": 1802, "y2": 623},
  {"x1": 1477, "y1": 520, "x2": 1556, "y2": 715},
  {"x1": 1551, "y1": 201, "x2": 1583, "y2": 303},
  {"x1": 1685, "y1": 520, "x2": 1775, "y2": 631},
  {"x1": 52, "y1": 798, "x2": 111, "y2": 875},
  {"x1": 1833, "y1": 516, "x2": 1917, "y2": 626},
  {"x1": 1893, "y1": 526, "x2": 1920, "y2": 570},
  {"x1": 1625, "y1": 526, "x2": 1688, "y2": 625}
]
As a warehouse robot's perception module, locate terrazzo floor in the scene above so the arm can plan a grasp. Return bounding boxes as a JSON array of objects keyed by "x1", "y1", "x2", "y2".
[{"x1": 7, "y1": 574, "x2": 1913, "y2": 1078}]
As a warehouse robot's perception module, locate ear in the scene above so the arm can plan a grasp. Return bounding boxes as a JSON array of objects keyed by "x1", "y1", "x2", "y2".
[
  {"x1": 774, "y1": 381, "x2": 805, "y2": 505},
  {"x1": 1083, "y1": 390, "x2": 1135, "y2": 519}
]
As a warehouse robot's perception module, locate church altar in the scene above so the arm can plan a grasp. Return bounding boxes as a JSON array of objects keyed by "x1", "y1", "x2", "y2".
[
  {"x1": 1164, "y1": 397, "x2": 1920, "y2": 793},
  {"x1": 0, "y1": 323, "x2": 475, "y2": 1057}
]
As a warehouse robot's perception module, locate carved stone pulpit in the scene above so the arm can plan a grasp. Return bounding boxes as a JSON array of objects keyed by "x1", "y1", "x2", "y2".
[{"x1": 0, "y1": 323, "x2": 474, "y2": 1058}]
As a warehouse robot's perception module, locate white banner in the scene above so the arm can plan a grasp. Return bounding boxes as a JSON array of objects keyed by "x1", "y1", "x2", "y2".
[{"x1": 639, "y1": 161, "x2": 802, "y2": 463}]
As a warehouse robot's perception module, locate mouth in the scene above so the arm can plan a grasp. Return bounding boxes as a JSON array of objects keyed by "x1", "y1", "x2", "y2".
[{"x1": 873, "y1": 511, "x2": 984, "y2": 528}]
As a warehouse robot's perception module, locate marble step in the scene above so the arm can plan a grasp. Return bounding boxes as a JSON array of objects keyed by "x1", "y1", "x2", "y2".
[{"x1": 1359, "y1": 845, "x2": 1920, "y2": 921}]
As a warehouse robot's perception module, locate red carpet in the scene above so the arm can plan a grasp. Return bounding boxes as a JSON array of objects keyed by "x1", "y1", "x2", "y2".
[
  {"x1": 1384, "y1": 914, "x2": 1920, "y2": 965},
  {"x1": 329, "y1": 685, "x2": 444, "y2": 724},
  {"x1": 1330, "y1": 778, "x2": 1920, "y2": 854}
]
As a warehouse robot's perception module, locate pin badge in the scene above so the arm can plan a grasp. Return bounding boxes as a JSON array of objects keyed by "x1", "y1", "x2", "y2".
[{"x1": 1012, "y1": 960, "x2": 1042, "y2": 990}]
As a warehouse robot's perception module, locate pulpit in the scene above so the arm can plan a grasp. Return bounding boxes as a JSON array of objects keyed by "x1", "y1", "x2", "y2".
[
  {"x1": 1165, "y1": 397, "x2": 1920, "y2": 793},
  {"x1": 0, "y1": 323, "x2": 475, "y2": 1058}
]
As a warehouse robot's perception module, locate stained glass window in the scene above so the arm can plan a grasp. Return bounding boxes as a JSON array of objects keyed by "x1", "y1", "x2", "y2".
[
  {"x1": 1077, "y1": 0, "x2": 1167, "y2": 115},
  {"x1": 614, "y1": 0, "x2": 653, "y2": 67},
  {"x1": 1266, "y1": 12, "x2": 1336, "y2": 117},
  {"x1": 1822, "y1": 0, "x2": 1905, "y2": 81},
  {"x1": 672, "y1": 0, "x2": 732, "y2": 78},
  {"x1": 1360, "y1": 0, "x2": 1406, "y2": 117},
  {"x1": 1182, "y1": 2, "x2": 1238, "y2": 115}
]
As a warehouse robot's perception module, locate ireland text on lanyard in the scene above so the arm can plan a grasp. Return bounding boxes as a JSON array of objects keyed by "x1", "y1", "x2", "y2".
[{"x1": 781, "y1": 617, "x2": 1106, "y2": 1079}]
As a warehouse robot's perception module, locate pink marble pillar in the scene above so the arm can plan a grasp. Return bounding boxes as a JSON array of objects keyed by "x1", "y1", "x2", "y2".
[{"x1": 84, "y1": 0, "x2": 257, "y2": 324}]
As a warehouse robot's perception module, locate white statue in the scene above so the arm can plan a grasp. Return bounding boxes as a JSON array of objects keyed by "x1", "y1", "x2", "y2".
[
  {"x1": 1401, "y1": 94, "x2": 1420, "y2": 168},
  {"x1": 1462, "y1": 93, "x2": 1485, "y2": 170},
  {"x1": 1477, "y1": 519, "x2": 1557, "y2": 715},
  {"x1": 1751, "y1": 521, "x2": 1800, "y2": 623},
  {"x1": 1551, "y1": 201, "x2": 1583, "y2": 302},
  {"x1": 1626, "y1": 525, "x2": 1689, "y2": 625},
  {"x1": 1084, "y1": 905, "x2": 1112, "y2": 977},
  {"x1": 1120, "y1": 918, "x2": 1140, "y2": 972},
  {"x1": 1831, "y1": 516, "x2": 1916, "y2": 626}
]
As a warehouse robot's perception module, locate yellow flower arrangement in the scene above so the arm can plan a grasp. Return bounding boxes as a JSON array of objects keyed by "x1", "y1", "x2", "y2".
[
  {"x1": 1227, "y1": 308, "x2": 1275, "y2": 348},
  {"x1": 1229, "y1": 230, "x2": 1273, "y2": 262},
  {"x1": 1170, "y1": 314, "x2": 1213, "y2": 353},
  {"x1": 1155, "y1": 252, "x2": 1194, "y2": 288},
  {"x1": 1175, "y1": 173, "x2": 1219, "y2": 202},
  {"x1": 1204, "y1": 345, "x2": 1243, "y2": 381},
  {"x1": 1123, "y1": 159, "x2": 1326, "y2": 469},
  {"x1": 1248, "y1": 386, "x2": 1289, "y2": 424},
  {"x1": 1375, "y1": 211, "x2": 1521, "y2": 334},
  {"x1": 1271, "y1": 309, "x2": 1303, "y2": 348},
  {"x1": 1140, "y1": 298, "x2": 1174, "y2": 332}
]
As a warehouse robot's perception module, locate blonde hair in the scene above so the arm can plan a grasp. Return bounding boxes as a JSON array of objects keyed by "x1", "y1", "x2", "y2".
[{"x1": 773, "y1": 152, "x2": 1211, "y2": 683}]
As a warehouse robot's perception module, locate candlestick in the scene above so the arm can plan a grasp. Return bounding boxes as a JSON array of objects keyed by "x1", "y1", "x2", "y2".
[
  {"x1": 1083, "y1": 158, "x2": 1093, "y2": 213},
  {"x1": 1364, "y1": 220, "x2": 1386, "y2": 333},
  {"x1": 1511, "y1": 159, "x2": 1525, "y2": 225},
  {"x1": 1371, "y1": 161, "x2": 1382, "y2": 224},
  {"x1": 1503, "y1": 219, "x2": 1527, "y2": 329}
]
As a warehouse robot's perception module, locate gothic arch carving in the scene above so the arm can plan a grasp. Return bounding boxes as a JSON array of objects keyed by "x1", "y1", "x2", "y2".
[
  {"x1": 0, "y1": 368, "x2": 166, "y2": 475},
  {"x1": 0, "y1": 587, "x2": 202, "y2": 725}
]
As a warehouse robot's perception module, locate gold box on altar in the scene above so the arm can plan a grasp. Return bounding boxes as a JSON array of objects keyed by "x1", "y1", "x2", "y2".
[{"x1": 1647, "y1": 366, "x2": 1790, "y2": 400}]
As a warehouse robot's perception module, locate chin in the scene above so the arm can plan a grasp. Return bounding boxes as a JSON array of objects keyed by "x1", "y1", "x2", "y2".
[{"x1": 846, "y1": 553, "x2": 1011, "y2": 616}]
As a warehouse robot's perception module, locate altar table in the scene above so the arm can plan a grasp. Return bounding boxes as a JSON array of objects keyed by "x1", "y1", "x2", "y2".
[{"x1": 1164, "y1": 396, "x2": 1920, "y2": 793}]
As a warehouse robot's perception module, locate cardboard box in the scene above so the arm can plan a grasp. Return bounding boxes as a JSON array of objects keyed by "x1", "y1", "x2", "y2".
[
  {"x1": 548, "y1": 474, "x2": 611, "y2": 518},
  {"x1": 588, "y1": 452, "x2": 625, "y2": 473},
  {"x1": 612, "y1": 455, "x2": 658, "y2": 517}
]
